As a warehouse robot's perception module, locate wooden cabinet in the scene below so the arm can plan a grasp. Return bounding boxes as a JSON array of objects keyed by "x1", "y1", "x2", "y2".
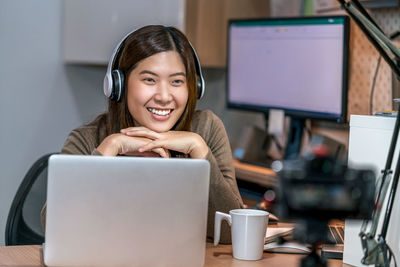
[
  {"x1": 185, "y1": 0, "x2": 270, "y2": 67},
  {"x1": 63, "y1": 0, "x2": 270, "y2": 67}
]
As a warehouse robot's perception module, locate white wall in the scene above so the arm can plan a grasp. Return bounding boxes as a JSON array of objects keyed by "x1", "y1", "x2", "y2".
[{"x1": 0, "y1": 0, "x2": 107, "y2": 245}]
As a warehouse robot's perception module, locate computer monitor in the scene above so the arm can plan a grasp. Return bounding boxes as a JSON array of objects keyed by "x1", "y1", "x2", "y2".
[{"x1": 227, "y1": 16, "x2": 350, "y2": 159}]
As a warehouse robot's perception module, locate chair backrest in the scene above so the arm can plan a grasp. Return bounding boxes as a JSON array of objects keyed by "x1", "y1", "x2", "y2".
[{"x1": 5, "y1": 153, "x2": 56, "y2": 246}]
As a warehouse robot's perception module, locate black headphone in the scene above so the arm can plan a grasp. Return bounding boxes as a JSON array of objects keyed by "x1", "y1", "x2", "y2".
[{"x1": 103, "y1": 29, "x2": 205, "y2": 102}]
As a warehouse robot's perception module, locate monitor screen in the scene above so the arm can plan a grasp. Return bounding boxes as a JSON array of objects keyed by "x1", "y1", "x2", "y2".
[{"x1": 227, "y1": 16, "x2": 350, "y2": 123}]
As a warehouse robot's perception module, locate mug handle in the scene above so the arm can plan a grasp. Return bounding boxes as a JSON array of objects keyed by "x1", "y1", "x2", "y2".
[{"x1": 214, "y1": 211, "x2": 232, "y2": 245}]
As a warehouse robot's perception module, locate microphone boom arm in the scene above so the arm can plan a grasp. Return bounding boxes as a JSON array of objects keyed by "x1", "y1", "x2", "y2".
[{"x1": 338, "y1": 0, "x2": 400, "y2": 79}]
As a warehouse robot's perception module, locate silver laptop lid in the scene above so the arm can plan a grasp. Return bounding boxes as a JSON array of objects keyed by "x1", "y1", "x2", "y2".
[{"x1": 44, "y1": 155, "x2": 210, "y2": 267}]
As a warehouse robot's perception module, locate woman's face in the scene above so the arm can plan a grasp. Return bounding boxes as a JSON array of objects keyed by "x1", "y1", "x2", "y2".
[{"x1": 126, "y1": 51, "x2": 189, "y2": 133}]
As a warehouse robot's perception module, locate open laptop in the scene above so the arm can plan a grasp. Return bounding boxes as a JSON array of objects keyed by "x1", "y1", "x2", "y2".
[{"x1": 44, "y1": 154, "x2": 210, "y2": 267}]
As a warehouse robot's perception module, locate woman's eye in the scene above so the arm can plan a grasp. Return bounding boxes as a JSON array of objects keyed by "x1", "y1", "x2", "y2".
[
  {"x1": 172, "y1": 79, "x2": 184, "y2": 86},
  {"x1": 143, "y1": 77, "x2": 155, "y2": 83}
]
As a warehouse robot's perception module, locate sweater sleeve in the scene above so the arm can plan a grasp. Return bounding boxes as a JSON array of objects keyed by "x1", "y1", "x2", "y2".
[
  {"x1": 61, "y1": 129, "x2": 102, "y2": 155},
  {"x1": 198, "y1": 111, "x2": 244, "y2": 244},
  {"x1": 61, "y1": 114, "x2": 108, "y2": 155}
]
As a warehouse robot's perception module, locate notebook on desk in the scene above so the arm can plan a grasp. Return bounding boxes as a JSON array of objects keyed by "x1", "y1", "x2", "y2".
[{"x1": 44, "y1": 155, "x2": 210, "y2": 267}]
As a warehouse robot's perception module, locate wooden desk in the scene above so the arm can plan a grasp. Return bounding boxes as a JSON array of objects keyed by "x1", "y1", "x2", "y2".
[
  {"x1": 233, "y1": 159, "x2": 277, "y2": 188},
  {"x1": 0, "y1": 243, "x2": 345, "y2": 266},
  {"x1": 0, "y1": 245, "x2": 42, "y2": 266}
]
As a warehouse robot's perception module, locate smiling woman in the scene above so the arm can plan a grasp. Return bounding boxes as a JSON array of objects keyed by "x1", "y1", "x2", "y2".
[{"x1": 42, "y1": 25, "x2": 243, "y2": 244}]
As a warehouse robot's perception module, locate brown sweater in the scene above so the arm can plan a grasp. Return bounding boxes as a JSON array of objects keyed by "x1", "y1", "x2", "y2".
[{"x1": 51, "y1": 109, "x2": 243, "y2": 243}]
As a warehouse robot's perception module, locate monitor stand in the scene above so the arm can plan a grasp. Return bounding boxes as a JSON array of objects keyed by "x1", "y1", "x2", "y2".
[{"x1": 284, "y1": 118, "x2": 305, "y2": 159}]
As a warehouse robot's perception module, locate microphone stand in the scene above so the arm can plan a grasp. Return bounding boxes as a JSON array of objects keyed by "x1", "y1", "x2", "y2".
[
  {"x1": 337, "y1": 1, "x2": 400, "y2": 266},
  {"x1": 359, "y1": 104, "x2": 400, "y2": 266}
]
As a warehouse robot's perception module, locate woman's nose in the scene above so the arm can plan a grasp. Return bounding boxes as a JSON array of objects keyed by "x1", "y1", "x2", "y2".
[{"x1": 154, "y1": 82, "x2": 173, "y2": 102}]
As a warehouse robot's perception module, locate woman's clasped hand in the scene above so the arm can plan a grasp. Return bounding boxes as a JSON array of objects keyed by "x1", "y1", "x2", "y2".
[{"x1": 120, "y1": 126, "x2": 208, "y2": 159}]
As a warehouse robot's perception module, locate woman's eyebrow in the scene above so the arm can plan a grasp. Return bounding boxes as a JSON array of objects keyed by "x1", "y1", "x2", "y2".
[
  {"x1": 138, "y1": 70, "x2": 186, "y2": 77},
  {"x1": 170, "y1": 72, "x2": 186, "y2": 77},
  {"x1": 139, "y1": 70, "x2": 158, "y2": 76}
]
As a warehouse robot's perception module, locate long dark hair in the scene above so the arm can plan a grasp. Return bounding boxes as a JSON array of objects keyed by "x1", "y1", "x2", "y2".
[{"x1": 107, "y1": 25, "x2": 198, "y2": 134}]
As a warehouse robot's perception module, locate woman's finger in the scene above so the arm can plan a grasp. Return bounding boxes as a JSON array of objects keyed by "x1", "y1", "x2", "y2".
[
  {"x1": 122, "y1": 151, "x2": 161, "y2": 157},
  {"x1": 120, "y1": 127, "x2": 137, "y2": 133},
  {"x1": 139, "y1": 139, "x2": 188, "y2": 155},
  {"x1": 138, "y1": 140, "x2": 162, "y2": 153},
  {"x1": 120, "y1": 126, "x2": 153, "y2": 134},
  {"x1": 122, "y1": 128, "x2": 161, "y2": 140},
  {"x1": 153, "y1": 147, "x2": 170, "y2": 158}
]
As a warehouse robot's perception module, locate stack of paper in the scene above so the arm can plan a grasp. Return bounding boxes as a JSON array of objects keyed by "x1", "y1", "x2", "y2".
[{"x1": 265, "y1": 227, "x2": 293, "y2": 244}]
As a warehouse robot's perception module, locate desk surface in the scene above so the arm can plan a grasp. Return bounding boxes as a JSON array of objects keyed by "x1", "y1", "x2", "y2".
[
  {"x1": 233, "y1": 159, "x2": 277, "y2": 188},
  {"x1": 0, "y1": 243, "x2": 347, "y2": 267}
]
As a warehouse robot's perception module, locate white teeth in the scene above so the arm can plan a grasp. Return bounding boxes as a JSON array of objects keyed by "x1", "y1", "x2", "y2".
[{"x1": 147, "y1": 108, "x2": 171, "y2": 116}]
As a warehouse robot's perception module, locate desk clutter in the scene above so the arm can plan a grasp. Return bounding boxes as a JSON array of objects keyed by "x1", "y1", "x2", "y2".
[
  {"x1": 263, "y1": 222, "x2": 344, "y2": 259},
  {"x1": 265, "y1": 226, "x2": 293, "y2": 244}
]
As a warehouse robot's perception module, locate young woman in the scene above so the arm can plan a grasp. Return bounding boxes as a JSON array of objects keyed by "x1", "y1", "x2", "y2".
[{"x1": 57, "y1": 25, "x2": 243, "y2": 243}]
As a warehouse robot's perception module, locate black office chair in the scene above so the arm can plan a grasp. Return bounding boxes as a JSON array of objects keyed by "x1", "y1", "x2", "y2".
[{"x1": 5, "y1": 153, "x2": 56, "y2": 246}]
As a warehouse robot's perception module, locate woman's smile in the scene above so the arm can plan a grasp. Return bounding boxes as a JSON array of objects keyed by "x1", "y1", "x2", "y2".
[{"x1": 147, "y1": 107, "x2": 173, "y2": 121}]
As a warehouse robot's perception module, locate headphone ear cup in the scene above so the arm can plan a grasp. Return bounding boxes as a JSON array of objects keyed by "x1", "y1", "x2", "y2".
[
  {"x1": 111, "y1": 70, "x2": 125, "y2": 102},
  {"x1": 189, "y1": 44, "x2": 205, "y2": 100}
]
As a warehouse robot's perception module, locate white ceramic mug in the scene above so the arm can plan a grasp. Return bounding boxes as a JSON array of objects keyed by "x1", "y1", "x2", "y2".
[{"x1": 214, "y1": 209, "x2": 269, "y2": 260}]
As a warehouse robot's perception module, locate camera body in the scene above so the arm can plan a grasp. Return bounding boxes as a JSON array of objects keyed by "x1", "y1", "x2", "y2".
[{"x1": 277, "y1": 155, "x2": 376, "y2": 221}]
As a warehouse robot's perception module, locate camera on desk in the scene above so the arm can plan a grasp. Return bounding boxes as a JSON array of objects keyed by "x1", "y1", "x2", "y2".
[{"x1": 274, "y1": 149, "x2": 376, "y2": 244}]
